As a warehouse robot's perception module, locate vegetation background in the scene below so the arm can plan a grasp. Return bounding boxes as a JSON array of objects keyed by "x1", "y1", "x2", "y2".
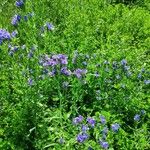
[{"x1": 0, "y1": 0, "x2": 150, "y2": 149}]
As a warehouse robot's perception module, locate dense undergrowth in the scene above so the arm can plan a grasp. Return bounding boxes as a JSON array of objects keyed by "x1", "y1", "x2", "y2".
[{"x1": 0, "y1": 0, "x2": 150, "y2": 149}]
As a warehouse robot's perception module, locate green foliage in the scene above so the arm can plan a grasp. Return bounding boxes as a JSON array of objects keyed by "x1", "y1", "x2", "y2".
[{"x1": 0, "y1": 0, "x2": 150, "y2": 149}]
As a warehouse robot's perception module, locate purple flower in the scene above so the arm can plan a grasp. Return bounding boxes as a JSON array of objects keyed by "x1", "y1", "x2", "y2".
[
  {"x1": 124, "y1": 65, "x2": 130, "y2": 71},
  {"x1": 87, "y1": 117, "x2": 96, "y2": 127},
  {"x1": 111, "y1": 123, "x2": 120, "y2": 132},
  {"x1": 0, "y1": 29, "x2": 11, "y2": 43},
  {"x1": 99, "y1": 140, "x2": 109, "y2": 149},
  {"x1": 16, "y1": 0, "x2": 24, "y2": 7},
  {"x1": 102, "y1": 127, "x2": 108, "y2": 135},
  {"x1": 61, "y1": 67, "x2": 71, "y2": 76},
  {"x1": 11, "y1": 14, "x2": 21, "y2": 26},
  {"x1": 74, "y1": 69, "x2": 87, "y2": 78},
  {"x1": 144, "y1": 80, "x2": 150, "y2": 85},
  {"x1": 121, "y1": 59, "x2": 127, "y2": 66},
  {"x1": 94, "y1": 71, "x2": 100, "y2": 77},
  {"x1": 134, "y1": 114, "x2": 140, "y2": 121},
  {"x1": 43, "y1": 58, "x2": 58, "y2": 66},
  {"x1": 76, "y1": 133, "x2": 88, "y2": 143},
  {"x1": 28, "y1": 52, "x2": 33, "y2": 58},
  {"x1": 46, "y1": 22, "x2": 54, "y2": 30},
  {"x1": 57, "y1": 54, "x2": 68, "y2": 64},
  {"x1": 73, "y1": 115, "x2": 83, "y2": 125},
  {"x1": 28, "y1": 78, "x2": 33, "y2": 86},
  {"x1": 137, "y1": 73, "x2": 142, "y2": 79},
  {"x1": 13, "y1": 46, "x2": 19, "y2": 52},
  {"x1": 100, "y1": 115, "x2": 106, "y2": 125},
  {"x1": 81, "y1": 125, "x2": 89, "y2": 132},
  {"x1": 48, "y1": 70, "x2": 56, "y2": 77},
  {"x1": 11, "y1": 30, "x2": 18, "y2": 38}
]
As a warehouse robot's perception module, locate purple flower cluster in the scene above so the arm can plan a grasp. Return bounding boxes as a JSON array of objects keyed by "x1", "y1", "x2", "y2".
[
  {"x1": 43, "y1": 54, "x2": 68, "y2": 67},
  {"x1": 134, "y1": 114, "x2": 140, "y2": 121},
  {"x1": 111, "y1": 123, "x2": 120, "y2": 132},
  {"x1": 144, "y1": 80, "x2": 150, "y2": 85},
  {"x1": 46, "y1": 22, "x2": 54, "y2": 31},
  {"x1": 100, "y1": 115, "x2": 106, "y2": 125},
  {"x1": 16, "y1": 0, "x2": 24, "y2": 7},
  {"x1": 11, "y1": 14, "x2": 21, "y2": 26},
  {"x1": 11, "y1": 30, "x2": 18, "y2": 38},
  {"x1": 87, "y1": 117, "x2": 96, "y2": 127},
  {"x1": 76, "y1": 133, "x2": 88, "y2": 143},
  {"x1": 73, "y1": 115, "x2": 83, "y2": 125},
  {"x1": 61, "y1": 67, "x2": 71, "y2": 76},
  {"x1": 0, "y1": 29, "x2": 11, "y2": 44},
  {"x1": 99, "y1": 140, "x2": 109, "y2": 149},
  {"x1": 74, "y1": 69, "x2": 87, "y2": 78}
]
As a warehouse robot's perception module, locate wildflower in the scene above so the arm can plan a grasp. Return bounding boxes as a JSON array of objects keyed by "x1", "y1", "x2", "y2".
[
  {"x1": 111, "y1": 123, "x2": 120, "y2": 132},
  {"x1": 73, "y1": 115, "x2": 83, "y2": 125},
  {"x1": 102, "y1": 127, "x2": 108, "y2": 135},
  {"x1": 28, "y1": 78, "x2": 33, "y2": 86},
  {"x1": 61, "y1": 67, "x2": 71, "y2": 76},
  {"x1": 11, "y1": 14, "x2": 21, "y2": 26},
  {"x1": 144, "y1": 80, "x2": 150, "y2": 85},
  {"x1": 48, "y1": 70, "x2": 56, "y2": 77},
  {"x1": 46, "y1": 22, "x2": 54, "y2": 30},
  {"x1": 13, "y1": 46, "x2": 19, "y2": 52},
  {"x1": 74, "y1": 69, "x2": 87, "y2": 78},
  {"x1": 11, "y1": 30, "x2": 18, "y2": 38},
  {"x1": 15, "y1": 0, "x2": 24, "y2": 7},
  {"x1": 76, "y1": 133, "x2": 88, "y2": 143},
  {"x1": 134, "y1": 114, "x2": 140, "y2": 121},
  {"x1": 121, "y1": 59, "x2": 127, "y2": 66},
  {"x1": 87, "y1": 117, "x2": 96, "y2": 127},
  {"x1": 57, "y1": 54, "x2": 68, "y2": 64},
  {"x1": 124, "y1": 65, "x2": 130, "y2": 71},
  {"x1": 43, "y1": 58, "x2": 58, "y2": 66},
  {"x1": 81, "y1": 125, "x2": 89, "y2": 132},
  {"x1": 94, "y1": 71, "x2": 100, "y2": 77},
  {"x1": 28, "y1": 52, "x2": 33, "y2": 58},
  {"x1": 137, "y1": 73, "x2": 142, "y2": 79},
  {"x1": 100, "y1": 115, "x2": 106, "y2": 125},
  {"x1": 99, "y1": 140, "x2": 109, "y2": 149},
  {"x1": 0, "y1": 29, "x2": 11, "y2": 43}
]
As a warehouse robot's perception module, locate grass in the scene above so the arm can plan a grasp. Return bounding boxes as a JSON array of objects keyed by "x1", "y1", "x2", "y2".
[{"x1": 0, "y1": 0, "x2": 150, "y2": 149}]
